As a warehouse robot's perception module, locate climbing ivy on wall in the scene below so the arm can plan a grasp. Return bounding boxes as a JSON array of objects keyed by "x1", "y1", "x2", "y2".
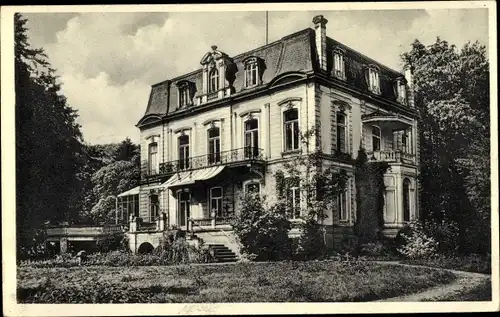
[{"x1": 354, "y1": 148, "x2": 390, "y2": 245}]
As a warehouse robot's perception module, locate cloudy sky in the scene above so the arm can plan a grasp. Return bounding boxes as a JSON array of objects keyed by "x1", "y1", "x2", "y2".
[{"x1": 23, "y1": 7, "x2": 489, "y2": 145}]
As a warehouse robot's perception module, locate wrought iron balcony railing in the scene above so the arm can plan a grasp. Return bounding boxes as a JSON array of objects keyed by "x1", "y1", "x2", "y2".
[{"x1": 157, "y1": 147, "x2": 264, "y2": 175}]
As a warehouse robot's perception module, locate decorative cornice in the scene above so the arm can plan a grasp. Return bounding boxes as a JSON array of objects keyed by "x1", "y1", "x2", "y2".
[{"x1": 238, "y1": 109, "x2": 262, "y2": 117}]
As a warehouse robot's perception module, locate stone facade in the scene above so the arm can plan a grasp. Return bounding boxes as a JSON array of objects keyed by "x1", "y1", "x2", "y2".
[{"x1": 118, "y1": 15, "x2": 420, "y2": 254}]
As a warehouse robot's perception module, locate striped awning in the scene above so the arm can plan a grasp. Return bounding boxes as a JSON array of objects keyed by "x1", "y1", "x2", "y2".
[
  {"x1": 162, "y1": 166, "x2": 225, "y2": 188},
  {"x1": 117, "y1": 186, "x2": 140, "y2": 197},
  {"x1": 117, "y1": 183, "x2": 166, "y2": 198}
]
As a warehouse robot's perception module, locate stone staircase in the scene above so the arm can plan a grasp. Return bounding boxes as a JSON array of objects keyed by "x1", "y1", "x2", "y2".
[{"x1": 208, "y1": 244, "x2": 238, "y2": 263}]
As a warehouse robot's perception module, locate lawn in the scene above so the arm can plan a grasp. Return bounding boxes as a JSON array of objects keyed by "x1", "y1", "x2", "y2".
[{"x1": 17, "y1": 260, "x2": 456, "y2": 303}]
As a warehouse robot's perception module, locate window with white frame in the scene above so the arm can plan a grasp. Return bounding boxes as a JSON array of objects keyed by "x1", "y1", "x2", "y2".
[
  {"x1": 333, "y1": 48, "x2": 345, "y2": 79},
  {"x1": 371, "y1": 125, "x2": 381, "y2": 152},
  {"x1": 244, "y1": 59, "x2": 259, "y2": 87},
  {"x1": 207, "y1": 126, "x2": 221, "y2": 164},
  {"x1": 179, "y1": 86, "x2": 189, "y2": 108},
  {"x1": 367, "y1": 66, "x2": 380, "y2": 94},
  {"x1": 336, "y1": 111, "x2": 347, "y2": 153},
  {"x1": 149, "y1": 194, "x2": 159, "y2": 222},
  {"x1": 338, "y1": 187, "x2": 349, "y2": 221},
  {"x1": 402, "y1": 131, "x2": 410, "y2": 153},
  {"x1": 396, "y1": 80, "x2": 407, "y2": 104},
  {"x1": 148, "y1": 142, "x2": 158, "y2": 175},
  {"x1": 210, "y1": 187, "x2": 224, "y2": 218},
  {"x1": 284, "y1": 108, "x2": 300, "y2": 152},
  {"x1": 286, "y1": 178, "x2": 301, "y2": 220},
  {"x1": 209, "y1": 69, "x2": 219, "y2": 92},
  {"x1": 178, "y1": 135, "x2": 190, "y2": 170},
  {"x1": 244, "y1": 118, "x2": 259, "y2": 158}
]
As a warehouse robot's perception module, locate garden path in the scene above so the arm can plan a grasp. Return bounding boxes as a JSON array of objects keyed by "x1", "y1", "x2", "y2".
[{"x1": 373, "y1": 262, "x2": 491, "y2": 302}]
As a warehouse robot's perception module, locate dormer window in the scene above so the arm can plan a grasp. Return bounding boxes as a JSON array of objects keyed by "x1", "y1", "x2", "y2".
[
  {"x1": 209, "y1": 69, "x2": 219, "y2": 92},
  {"x1": 244, "y1": 58, "x2": 259, "y2": 87},
  {"x1": 332, "y1": 46, "x2": 346, "y2": 80},
  {"x1": 366, "y1": 65, "x2": 381, "y2": 94},
  {"x1": 176, "y1": 80, "x2": 195, "y2": 108},
  {"x1": 394, "y1": 77, "x2": 407, "y2": 105}
]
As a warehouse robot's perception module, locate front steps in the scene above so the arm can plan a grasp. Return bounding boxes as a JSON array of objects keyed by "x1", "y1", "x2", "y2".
[{"x1": 209, "y1": 244, "x2": 238, "y2": 262}]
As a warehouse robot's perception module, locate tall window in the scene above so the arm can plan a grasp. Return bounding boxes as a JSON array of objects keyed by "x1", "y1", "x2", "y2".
[
  {"x1": 336, "y1": 111, "x2": 347, "y2": 153},
  {"x1": 149, "y1": 194, "x2": 159, "y2": 222},
  {"x1": 338, "y1": 188, "x2": 348, "y2": 221},
  {"x1": 403, "y1": 178, "x2": 411, "y2": 222},
  {"x1": 284, "y1": 108, "x2": 299, "y2": 151},
  {"x1": 245, "y1": 60, "x2": 258, "y2": 87},
  {"x1": 148, "y1": 142, "x2": 158, "y2": 175},
  {"x1": 372, "y1": 125, "x2": 381, "y2": 152},
  {"x1": 208, "y1": 127, "x2": 221, "y2": 164},
  {"x1": 179, "y1": 86, "x2": 189, "y2": 107},
  {"x1": 210, "y1": 187, "x2": 224, "y2": 218},
  {"x1": 368, "y1": 67, "x2": 380, "y2": 94},
  {"x1": 178, "y1": 135, "x2": 190, "y2": 170},
  {"x1": 209, "y1": 69, "x2": 219, "y2": 92},
  {"x1": 244, "y1": 119, "x2": 259, "y2": 158},
  {"x1": 286, "y1": 178, "x2": 301, "y2": 219},
  {"x1": 333, "y1": 49, "x2": 345, "y2": 79}
]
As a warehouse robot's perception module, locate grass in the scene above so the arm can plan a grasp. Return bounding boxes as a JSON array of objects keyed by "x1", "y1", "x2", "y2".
[
  {"x1": 17, "y1": 260, "x2": 456, "y2": 303},
  {"x1": 400, "y1": 255, "x2": 491, "y2": 274}
]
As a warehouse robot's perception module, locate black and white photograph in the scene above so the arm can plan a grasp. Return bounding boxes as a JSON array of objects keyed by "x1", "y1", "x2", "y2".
[{"x1": 1, "y1": 1, "x2": 498, "y2": 315}]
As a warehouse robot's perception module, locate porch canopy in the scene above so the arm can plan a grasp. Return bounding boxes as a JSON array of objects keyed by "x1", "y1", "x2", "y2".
[
  {"x1": 162, "y1": 165, "x2": 225, "y2": 189},
  {"x1": 361, "y1": 113, "x2": 413, "y2": 131},
  {"x1": 117, "y1": 186, "x2": 140, "y2": 197}
]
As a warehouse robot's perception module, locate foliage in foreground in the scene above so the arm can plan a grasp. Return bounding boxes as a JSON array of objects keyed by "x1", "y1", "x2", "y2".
[
  {"x1": 231, "y1": 192, "x2": 292, "y2": 261},
  {"x1": 17, "y1": 261, "x2": 456, "y2": 303}
]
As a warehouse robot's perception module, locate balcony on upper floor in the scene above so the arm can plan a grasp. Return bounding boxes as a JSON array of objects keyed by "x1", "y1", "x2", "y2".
[
  {"x1": 143, "y1": 147, "x2": 265, "y2": 179},
  {"x1": 362, "y1": 112, "x2": 417, "y2": 165}
]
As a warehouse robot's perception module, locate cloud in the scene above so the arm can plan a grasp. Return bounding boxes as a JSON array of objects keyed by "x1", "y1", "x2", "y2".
[{"x1": 25, "y1": 9, "x2": 489, "y2": 145}]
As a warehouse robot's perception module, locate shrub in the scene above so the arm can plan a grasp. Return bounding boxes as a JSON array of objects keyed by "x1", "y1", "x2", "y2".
[
  {"x1": 232, "y1": 192, "x2": 292, "y2": 261},
  {"x1": 96, "y1": 233, "x2": 129, "y2": 253},
  {"x1": 396, "y1": 221, "x2": 438, "y2": 259},
  {"x1": 293, "y1": 217, "x2": 326, "y2": 260}
]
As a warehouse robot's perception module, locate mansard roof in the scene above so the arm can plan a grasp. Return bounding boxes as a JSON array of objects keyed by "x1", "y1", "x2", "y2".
[{"x1": 139, "y1": 27, "x2": 406, "y2": 126}]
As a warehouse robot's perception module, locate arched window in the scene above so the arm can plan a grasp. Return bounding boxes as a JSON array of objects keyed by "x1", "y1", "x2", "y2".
[
  {"x1": 333, "y1": 47, "x2": 345, "y2": 79},
  {"x1": 148, "y1": 142, "x2": 158, "y2": 175},
  {"x1": 371, "y1": 125, "x2": 381, "y2": 152},
  {"x1": 403, "y1": 178, "x2": 411, "y2": 222},
  {"x1": 284, "y1": 108, "x2": 299, "y2": 151},
  {"x1": 207, "y1": 127, "x2": 221, "y2": 164},
  {"x1": 336, "y1": 111, "x2": 347, "y2": 153},
  {"x1": 244, "y1": 119, "x2": 259, "y2": 158},
  {"x1": 209, "y1": 69, "x2": 219, "y2": 92},
  {"x1": 178, "y1": 135, "x2": 190, "y2": 170}
]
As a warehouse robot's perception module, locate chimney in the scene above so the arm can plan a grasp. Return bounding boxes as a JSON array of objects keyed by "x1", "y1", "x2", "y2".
[
  {"x1": 404, "y1": 67, "x2": 415, "y2": 108},
  {"x1": 313, "y1": 15, "x2": 328, "y2": 72}
]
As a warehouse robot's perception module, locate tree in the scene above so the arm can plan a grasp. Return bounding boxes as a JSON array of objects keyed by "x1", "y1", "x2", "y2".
[
  {"x1": 401, "y1": 37, "x2": 490, "y2": 254},
  {"x1": 113, "y1": 137, "x2": 140, "y2": 163},
  {"x1": 85, "y1": 160, "x2": 141, "y2": 224},
  {"x1": 15, "y1": 13, "x2": 86, "y2": 258},
  {"x1": 273, "y1": 128, "x2": 348, "y2": 259}
]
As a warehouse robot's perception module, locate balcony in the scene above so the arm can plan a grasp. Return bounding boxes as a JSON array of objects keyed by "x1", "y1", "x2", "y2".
[
  {"x1": 366, "y1": 150, "x2": 416, "y2": 164},
  {"x1": 158, "y1": 147, "x2": 264, "y2": 176}
]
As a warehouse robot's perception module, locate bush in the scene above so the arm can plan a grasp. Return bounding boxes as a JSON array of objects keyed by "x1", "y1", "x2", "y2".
[
  {"x1": 293, "y1": 217, "x2": 326, "y2": 260},
  {"x1": 396, "y1": 221, "x2": 438, "y2": 259},
  {"x1": 154, "y1": 234, "x2": 209, "y2": 264},
  {"x1": 396, "y1": 219, "x2": 462, "y2": 259},
  {"x1": 232, "y1": 193, "x2": 292, "y2": 261},
  {"x1": 96, "y1": 233, "x2": 129, "y2": 253}
]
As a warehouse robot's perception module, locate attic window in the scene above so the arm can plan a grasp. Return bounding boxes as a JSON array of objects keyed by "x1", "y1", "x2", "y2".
[
  {"x1": 176, "y1": 81, "x2": 194, "y2": 108},
  {"x1": 366, "y1": 65, "x2": 381, "y2": 95},
  {"x1": 394, "y1": 77, "x2": 407, "y2": 105},
  {"x1": 332, "y1": 47, "x2": 346, "y2": 80},
  {"x1": 245, "y1": 59, "x2": 258, "y2": 87}
]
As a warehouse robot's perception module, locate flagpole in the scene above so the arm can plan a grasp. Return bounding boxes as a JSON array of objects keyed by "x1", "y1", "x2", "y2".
[{"x1": 265, "y1": 11, "x2": 268, "y2": 45}]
